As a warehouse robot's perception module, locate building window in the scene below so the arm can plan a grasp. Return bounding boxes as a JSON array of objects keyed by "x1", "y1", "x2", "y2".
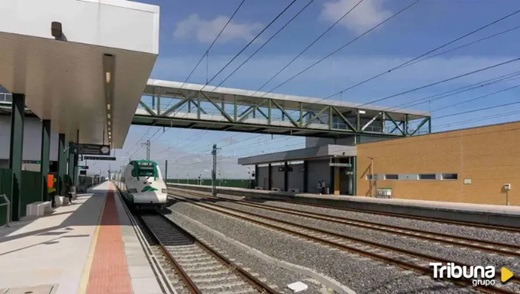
[
  {"x1": 385, "y1": 174, "x2": 398, "y2": 180},
  {"x1": 419, "y1": 174, "x2": 436, "y2": 180},
  {"x1": 441, "y1": 173, "x2": 458, "y2": 180},
  {"x1": 367, "y1": 174, "x2": 373, "y2": 180}
]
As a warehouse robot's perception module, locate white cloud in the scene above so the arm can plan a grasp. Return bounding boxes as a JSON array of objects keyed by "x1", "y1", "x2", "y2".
[
  {"x1": 174, "y1": 14, "x2": 263, "y2": 43},
  {"x1": 320, "y1": 0, "x2": 392, "y2": 34}
]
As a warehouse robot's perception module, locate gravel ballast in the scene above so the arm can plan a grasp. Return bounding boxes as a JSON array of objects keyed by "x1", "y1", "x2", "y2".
[
  {"x1": 167, "y1": 200, "x2": 474, "y2": 294},
  {"x1": 172, "y1": 188, "x2": 520, "y2": 246},
  {"x1": 209, "y1": 199, "x2": 520, "y2": 275},
  {"x1": 167, "y1": 211, "x2": 342, "y2": 294}
]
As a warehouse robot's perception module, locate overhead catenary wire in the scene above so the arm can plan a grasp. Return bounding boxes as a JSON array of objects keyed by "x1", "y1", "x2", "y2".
[
  {"x1": 201, "y1": 0, "x2": 299, "y2": 91},
  {"x1": 324, "y1": 8, "x2": 520, "y2": 99},
  {"x1": 157, "y1": 69, "x2": 520, "y2": 162},
  {"x1": 215, "y1": 0, "x2": 316, "y2": 89},
  {"x1": 379, "y1": 69, "x2": 520, "y2": 114},
  {"x1": 152, "y1": 1, "x2": 300, "y2": 147},
  {"x1": 180, "y1": 0, "x2": 247, "y2": 90},
  {"x1": 251, "y1": 0, "x2": 366, "y2": 96},
  {"x1": 137, "y1": 0, "x2": 248, "y2": 149},
  {"x1": 133, "y1": 3, "x2": 520, "y2": 168},
  {"x1": 358, "y1": 56, "x2": 520, "y2": 107},
  {"x1": 259, "y1": 0, "x2": 421, "y2": 97},
  {"x1": 434, "y1": 110, "x2": 520, "y2": 130},
  {"x1": 430, "y1": 82, "x2": 520, "y2": 113}
]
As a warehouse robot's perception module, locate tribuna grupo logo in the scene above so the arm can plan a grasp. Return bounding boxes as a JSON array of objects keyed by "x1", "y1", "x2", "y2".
[{"x1": 430, "y1": 262, "x2": 514, "y2": 287}]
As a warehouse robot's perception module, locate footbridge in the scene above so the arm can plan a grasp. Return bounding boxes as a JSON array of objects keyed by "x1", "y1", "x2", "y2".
[{"x1": 135, "y1": 80, "x2": 431, "y2": 138}]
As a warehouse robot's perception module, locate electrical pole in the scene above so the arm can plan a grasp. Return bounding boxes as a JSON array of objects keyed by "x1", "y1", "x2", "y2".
[
  {"x1": 165, "y1": 160, "x2": 168, "y2": 182},
  {"x1": 142, "y1": 140, "x2": 150, "y2": 160},
  {"x1": 212, "y1": 144, "x2": 217, "y2": 197}
]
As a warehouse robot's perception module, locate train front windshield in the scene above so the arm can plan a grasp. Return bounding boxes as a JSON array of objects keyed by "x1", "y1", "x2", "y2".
[{"x1": 132, "y1": 161, "x2": 158, "y2": 180}]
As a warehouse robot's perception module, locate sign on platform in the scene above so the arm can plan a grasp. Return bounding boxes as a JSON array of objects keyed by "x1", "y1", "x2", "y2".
[
  {"x1": 329, "y1": 163, "x2": 352, "y2": 167},
  {"x1": 75, "y1": 144, "x2": 111, "y2": 155},
  {"x1": 83, "y1": 156, "x2": 116, "y2": 161}
]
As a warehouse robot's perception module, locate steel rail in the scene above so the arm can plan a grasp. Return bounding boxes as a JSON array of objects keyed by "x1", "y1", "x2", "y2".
[
  {"x1": 167, "y1": 185, "x2": 520, "y2": 233},
  {"x1": 171, "y1": 194, "x2": 519, "y2": 294},
  {"x1": 171, "y1": 188, "x2": 520, "y2": 257},
  {"x1": 135, "y1": 212, "x2": 202, "y2": 294}
]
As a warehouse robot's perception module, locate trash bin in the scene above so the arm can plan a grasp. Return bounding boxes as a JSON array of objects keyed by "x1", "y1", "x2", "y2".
[{"x1": 325, "y1": 187, "x2": 330, "y2": 194}]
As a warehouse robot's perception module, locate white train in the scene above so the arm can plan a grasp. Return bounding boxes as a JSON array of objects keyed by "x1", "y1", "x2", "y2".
[{"x1": 119, "y1": 160, "x2": 168, "y2": 208}]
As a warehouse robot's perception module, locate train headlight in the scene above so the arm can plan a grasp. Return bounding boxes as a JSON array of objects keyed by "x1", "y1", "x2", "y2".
[
  {"x1": 128, "y1": 188, "x2": 138, "y2": 193},
  {"x1": 161, "y1": 188, "x2": 167, "y2": 193}
]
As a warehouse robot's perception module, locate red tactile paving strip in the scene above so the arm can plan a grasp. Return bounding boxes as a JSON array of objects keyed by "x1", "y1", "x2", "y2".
[{"x1": 86, "y1": 186, "x2": 133, "y2": 294}]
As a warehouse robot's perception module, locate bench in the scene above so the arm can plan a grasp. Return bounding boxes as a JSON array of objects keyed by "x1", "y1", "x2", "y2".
[
  {"x1": 271, "y1": 187, "x2": 281, "y2": 191},
  {"x1": 26, "y1": 201, "x2": 52, "y2": 217},
  {"x1": 255, "y1": 186, "x2": 263, "y2": 190},
  {"x1": 289, "y1": 188, "x2": 300, "y2": 192}
]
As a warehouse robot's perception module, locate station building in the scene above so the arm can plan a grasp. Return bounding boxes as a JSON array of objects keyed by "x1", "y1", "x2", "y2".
[{"x1": 240, "y1": 120, "x2": 520, "y2": 206}]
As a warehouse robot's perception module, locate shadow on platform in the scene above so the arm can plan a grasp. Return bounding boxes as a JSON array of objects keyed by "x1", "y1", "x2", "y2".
[{"x1": 0, "y1": 187, "x2": 128, "y2": 244}]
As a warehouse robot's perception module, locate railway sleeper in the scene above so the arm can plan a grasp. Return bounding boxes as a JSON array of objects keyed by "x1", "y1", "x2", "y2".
[
  {"x1": 178, "y1": 260, "x2": 220, "y2": 268},
  {"x1": 196, "y1": 281, "x2": 251, "y2": 291},
  {"x1": 188, "y1": 269, "x2": 230, "y2": 278}
]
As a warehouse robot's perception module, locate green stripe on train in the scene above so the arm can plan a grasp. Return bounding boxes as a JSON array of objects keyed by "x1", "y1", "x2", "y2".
[{"x1": 141, "y1": 186, "x2": 158, "y2": 192}]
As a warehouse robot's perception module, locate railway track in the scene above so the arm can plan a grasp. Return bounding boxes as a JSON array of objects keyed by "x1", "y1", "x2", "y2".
[
  {"x1": 169, "y1": 192, "x2": 520, "y2": 294},
  {"x1": 135, "y1": 210, "x2": 278, "y2": 294},
  {"x1": 167, "y1": 186, "x2": 520, "y2": 234},
  {"x1": 170, "y1": 188, "x2": 520, "y2": 258}
]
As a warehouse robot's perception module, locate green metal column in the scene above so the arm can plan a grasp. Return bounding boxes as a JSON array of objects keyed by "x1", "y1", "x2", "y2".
[
  {"x1": 303, "y1": 161, "x2": 308, "y2": 193},
  {"x1": 57, "y1": 134, "x2": 67, "y2": 195},
  {"x1": 254, "y1": 164, "x2": 259, "y2": 188},
  {"x1": 40, "y1": 120, "x2": 51, "y2": 202},
  {"x1": 352, "y1": 156, "x2": 357, "y2": 196},
  {"x1": 9, "y1": 93, "x2": 25, "y2": 221},
  {"x1": 284, "y1": 162, "x2": 289, "y2": 192},
  {"x1": 68, "y1": 142, "x2": 74, "y2": 188},
  {"x1": 73, "y1": 153, "x2": 79, "y2": 186},
  {"x1": 268, "y1": 163, "x2": 272, "y2": 190}
]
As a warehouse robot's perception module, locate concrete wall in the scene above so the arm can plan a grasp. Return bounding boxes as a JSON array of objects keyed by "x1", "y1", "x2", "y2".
[
  {"x1": 287, "y1": 163, "x2": 304, "y2": 192},
  {"x1": 272, "y1": 165, "x2": 284, "y2": 190},
  {"x1": 307, "y1": 160, "x2": 331, "y2": 193},
  {"x1": 0, "y1": 116, "x2": 60, "y2": 161},
  {"x1": 356, "y1": 121, "x2": 520, "y2": 205},
  {"x1": 305, "y1": 137, "x2": 355, "y2": 148},
  {"x1": 257, "y1": 165, "x2": 269, "y2": 189}
]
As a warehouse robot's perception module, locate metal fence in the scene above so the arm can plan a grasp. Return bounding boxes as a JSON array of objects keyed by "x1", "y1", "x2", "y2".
[{"x1": 0, "y1": 169, "x2": 12, "y2": 226}]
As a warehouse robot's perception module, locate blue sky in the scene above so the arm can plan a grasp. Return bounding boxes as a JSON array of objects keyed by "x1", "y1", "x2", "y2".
[{"x1": 90, "y1": 0, "x2": 520, "y2": 178}]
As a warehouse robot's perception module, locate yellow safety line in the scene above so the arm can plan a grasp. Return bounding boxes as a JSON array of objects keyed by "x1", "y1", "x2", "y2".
[{"x1": 77, "y1": 183, "x2": 111, "y2": 294}]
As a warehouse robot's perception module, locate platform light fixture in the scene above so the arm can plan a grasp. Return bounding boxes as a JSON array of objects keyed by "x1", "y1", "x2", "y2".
[
  {"x1": 359, "y1": 110, "x2": 366, "y2": 114},
  {"x1": 103, "y1": 53, "x2": 115, "y2": 147}
]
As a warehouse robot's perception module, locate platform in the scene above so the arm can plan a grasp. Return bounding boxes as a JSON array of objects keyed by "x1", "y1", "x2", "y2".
[
  {"x1": 169, "y1": 183, "x2": 520, "y2": 228},
  {"x1": 0, "y1": 182, "x2": 163, "y2": 294}
]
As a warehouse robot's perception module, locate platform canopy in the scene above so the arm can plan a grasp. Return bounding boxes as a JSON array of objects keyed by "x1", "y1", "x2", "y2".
[
  {"x1": 238, "y1": 145, "x2": 357, "y2": 165},
  {"x1": 0, "y1": 0, "x2": 159, "y2": 148},
  {"x1": 136, "y1": 80, "x2": 431, "y2": 138}
]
